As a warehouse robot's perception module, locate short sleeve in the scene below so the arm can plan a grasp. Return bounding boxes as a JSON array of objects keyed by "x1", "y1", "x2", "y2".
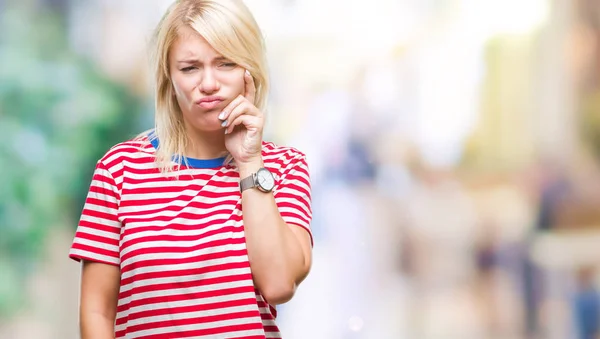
[
  {"x1": 69, "y1": 160, "x2": 122, "y2": 266},
  {"x1": 274, "y1": 154, "x2": 313, "y2": 246}
]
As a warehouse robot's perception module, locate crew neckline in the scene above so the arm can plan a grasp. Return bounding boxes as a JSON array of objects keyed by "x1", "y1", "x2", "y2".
[{"x1": 148, "y1": 131, "x2": 226, "y2": 169}]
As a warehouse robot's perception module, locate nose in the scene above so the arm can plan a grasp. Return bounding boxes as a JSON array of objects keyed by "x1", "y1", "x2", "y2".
[{"x1": 199, "y1": 68, "x2": 220, "y2": 94}]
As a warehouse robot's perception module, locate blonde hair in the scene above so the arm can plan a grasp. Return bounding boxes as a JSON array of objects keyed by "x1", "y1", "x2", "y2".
[{"x1": 148, "y1": 0, "x2": 269, "y2": 174}]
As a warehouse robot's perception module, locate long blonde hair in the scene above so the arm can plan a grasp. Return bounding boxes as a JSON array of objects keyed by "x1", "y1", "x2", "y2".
[{"x1": 148, "y1": 0, "x2": 269, "y2": 174}]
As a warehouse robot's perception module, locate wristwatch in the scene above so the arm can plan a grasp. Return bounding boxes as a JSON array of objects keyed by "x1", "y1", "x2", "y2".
[{"x1": 240, "y1": 167, "x2": 275, "y2": 193}]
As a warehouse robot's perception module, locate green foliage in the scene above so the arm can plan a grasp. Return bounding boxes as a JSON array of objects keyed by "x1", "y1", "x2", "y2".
[{"x1": 0, "y1": 3, "x2": 146, "y2": 317}]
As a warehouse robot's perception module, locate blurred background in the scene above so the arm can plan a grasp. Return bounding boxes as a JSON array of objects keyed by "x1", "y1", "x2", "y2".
[{"x1": 1, "y1": 0, "x2": 600, "y2": 338}]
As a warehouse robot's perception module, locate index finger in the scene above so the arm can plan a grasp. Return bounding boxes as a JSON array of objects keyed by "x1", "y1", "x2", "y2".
[{"x1": 244, "y1": 69, "x2": 256, "y2": 105}]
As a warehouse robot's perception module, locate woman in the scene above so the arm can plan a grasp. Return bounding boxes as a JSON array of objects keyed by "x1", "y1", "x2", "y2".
[{"x1": 68, "y1": 1, "x2": 313, "y2": 338}]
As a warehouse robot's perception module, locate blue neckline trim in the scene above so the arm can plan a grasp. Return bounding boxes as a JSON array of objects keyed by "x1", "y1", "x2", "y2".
[{"x1": 148, "y1": 131, "x2": 226, "y2": 169}]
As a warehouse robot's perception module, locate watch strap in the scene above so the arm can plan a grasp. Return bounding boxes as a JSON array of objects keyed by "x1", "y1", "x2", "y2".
[{"x1": 240, "y1": 173, "x2": 256, "y2": 193}]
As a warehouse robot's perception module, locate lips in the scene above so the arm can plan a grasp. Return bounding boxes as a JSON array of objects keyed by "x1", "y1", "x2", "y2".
[{"x1": 196, "y1": 96, "x2": 224, "y2": 110}]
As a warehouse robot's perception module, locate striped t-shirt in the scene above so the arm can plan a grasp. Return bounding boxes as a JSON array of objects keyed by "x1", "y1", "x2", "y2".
[{"x1": 69, "y1": 134, "x2": 313, "y2": 339}]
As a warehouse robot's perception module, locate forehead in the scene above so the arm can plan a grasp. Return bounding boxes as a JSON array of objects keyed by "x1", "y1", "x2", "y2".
[{"x1": 169, "y1": 25, "x2": 219, "y2": 60}]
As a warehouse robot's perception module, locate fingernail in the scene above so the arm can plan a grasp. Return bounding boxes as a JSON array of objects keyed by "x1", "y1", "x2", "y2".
[
  {"x1": 218, "y1": 111, "x2": 226, "y2": 120},
  {"x1": 221, "y1": 120, "x2": 228, "y2": 127},
  {"x1": 245, "y1": 70, "x2": 250, "y2": 76},
  {"x1": 224, "y1": 129, "x2": 229, "y2": 134}
]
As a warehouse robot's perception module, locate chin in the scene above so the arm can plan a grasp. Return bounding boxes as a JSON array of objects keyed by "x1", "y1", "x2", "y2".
[{"x1": 193, "y1": 121, "x2": 224, "y2": 133}]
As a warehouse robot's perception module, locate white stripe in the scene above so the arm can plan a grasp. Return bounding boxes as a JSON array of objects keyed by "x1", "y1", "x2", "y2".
[
  {"x1": 275, "y1": 196, "x2": 311, "y2": 216},
  {"x1": 122, "y1": 176, "x2": 220, "y2": 189},
  {"x1": 122, "y1": 304, "x2": 258, "y2": 329},
  {"x1": 123, "y1": 214, "x2": 243, "y2": 230},
  {"x1": 118, "y1": 287, "x2": 255, "y2": 310},
  {"x1": 123, "y1": 284, "x2": 255, "y2": 317},
  {"x1": 122, "y1": 186, "x2": 239, "y2": 201},
  {"x1": 279, "y1": 205, "x2": 311, "y2": 220},
  {"x1": 76, "y1": 225, "x2": 119, "y2": 240},
  {"x1": 120, "y1": 222, "x2": 244, "y2": 249},
  {"x1": 119, "y1": 194, "x2": 238, "y2": 214},
  {"x1": 278, "y1": 174, "x2": 310, "y2": 190},
  {"x1": 122, "y1": 256, "x2": 250, "y2": 291},
  {"x1": 69, "y1": 249, "x2": 119, "y2": 265},
  {"x1": 280, "y1": 215, "x2": 310, "y2": 229},
  {"x1": 261, "y1": 319, "x2": 277, "y2": 327},
  {"x1": 125, "y1": 315, "x2": 264, "y2": 338},
  {"x1": 124, "y1": 211, "x2": 237, "y2": 229},
  {"x1": 120, "y1": 255, "x2": 249, "y2": 283},
  {"x1": 120, "y1": 201, "x2": 238, "y2": 222},
  {"x1": 120, "y1": 237, "x2": 246, "y2": 260},
  {"x1": 120, "y1": 226, "x2": 244, "y2": 257},
  {"x1": 82, "y1": 199, "x2": 118, "y2": 214},
  {"x1": 103, "y1": 145, "x2": 148, "y2": 165},
  {"x1": 79, "y1": 214, "x2": 120, "y2": 229},
  {"x1": 73, "y1": 237, "x2": 119, "y2": 253},
  {"x1": 86, "y1": 190, "x2": 118, "y2": 204},
  {"x1": 266, "y1": 332, "x2": 282, "y2": 338}
]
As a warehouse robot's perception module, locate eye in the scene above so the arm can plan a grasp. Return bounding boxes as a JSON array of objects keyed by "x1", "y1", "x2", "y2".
[
  {"x1": 181, "y1": 66, "x2": 197, "y2": 72},
  {"x1": 219, "y1": 62, "x2": 237, "y2": 69}
]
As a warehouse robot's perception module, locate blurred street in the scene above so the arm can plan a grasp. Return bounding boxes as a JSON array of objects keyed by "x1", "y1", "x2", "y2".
[{"x1": 1, "y1": 0, "x2": 600, "y2": 338}]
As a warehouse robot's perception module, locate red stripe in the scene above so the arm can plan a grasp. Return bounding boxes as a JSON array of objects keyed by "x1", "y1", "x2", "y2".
[
  {"x1": 119, "y1": 273, "x2": 252, "y2": 299},
  {"x1": 275, "y1": 194, "x2": 312, "y2": 213},
  {"x1": 119, "y1": 297, "x2": 259, "y2": 324},
  {"x1": 126, "y1": 211, "x2": 236, "y2": 229},
  {"x1": 120, "y1": 190, "x2": 240, "y2": 207},
  {"x1": 283, "y1": 172, "x2": 311, "y2": 188},
  {"x1": 277, "y1": 182, "x2": 311, "y2": 201},
  {"x1": 78, "y1": 219, "x2": 119, "y2": 234},
  {"x1": 117, "y1": 285, "x2": 255, "y2": 314},
  {"x1": 69, "y1": 253, "x2": 119, "y2": 266},
  {"x1": 85, "y1": 197, "x2": 119, "y2": 210},
  {"x1": 121, "y1": 199, "x2": 238, "y2": 217},
  {"x1": 280, "y1": 211, "x2": 310, "y2": 225},
  {"x1": 120, "y1": 229, "x2": 245, "y2": 263},
  {"x1": 120, "y1": 220, "x2": 240, "y2": 237},
  {"x1": 88, "y1": 185, "x2": 119, "y2": 199},
  {"x1": 120, "y1": 248, "x2": 248, "y2": 275},
  {"x1": 123, "y1": 170, "x2": 240, "y2": 185},
  {"x1": 121, "y1": 180, "x2": 237, "y2": 194},
  {"x1": 121, "y1": 230, "x2": 244, "y2": 253},
  {"x1": 82, "y1": 208, "x2": 119, "y2": 223},
  {"x1": 91, "y1": 171, "x2": 117, "y2": 187},
  {"x1": 120, "y1": 260, "x2": 250, "y2": 286},
  {"x1": 71, "y1": 242, "x2": 118, "y2": 258},
  {"x1": 263, "y1": 326, "x2": 280, "y2": 332},
  {"x1": 73, "y1": 230, "x2": 118, "y2": 245},
  {"x1": 117, "y1": 321, "x2": 264, "y2": 339}
]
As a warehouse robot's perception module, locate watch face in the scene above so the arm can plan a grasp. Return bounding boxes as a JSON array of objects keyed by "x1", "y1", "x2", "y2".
[{"x1": 256, "y1": 168, "x2": 275, "y2": 191}]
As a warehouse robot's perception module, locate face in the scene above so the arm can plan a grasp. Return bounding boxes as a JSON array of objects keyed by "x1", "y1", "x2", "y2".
[{"x1": 169, "y1": 25, "x2": 245, "y2": 132}]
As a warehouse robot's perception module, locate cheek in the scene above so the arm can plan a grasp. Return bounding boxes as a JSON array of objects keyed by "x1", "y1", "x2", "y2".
[
  {"x1": 171, "y1": 76, "x2": 194, "y2": 102},
  {"x1": 220, "y1": 71, "x2": 245, "y2": 94}
]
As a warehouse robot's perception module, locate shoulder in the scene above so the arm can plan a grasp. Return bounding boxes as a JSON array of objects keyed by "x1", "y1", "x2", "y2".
[
  {"x1": 97, "y1": 132, "x2": 155, "y2": 171},
  {"x1": 261, "y1": 141, "x2": 309, "y2": 176},
  {"x1": 261, "y1": 141, "x2": 307, "y2": 163}
]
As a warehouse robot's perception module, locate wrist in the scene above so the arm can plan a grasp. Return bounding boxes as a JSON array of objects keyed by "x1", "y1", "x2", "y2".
[{"x1": 237, "y1": 157, "x2": 264, "y2": 178}]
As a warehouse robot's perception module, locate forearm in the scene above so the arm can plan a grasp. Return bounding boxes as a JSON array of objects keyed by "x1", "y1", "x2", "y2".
[
  {"x1": 80, "y1": 311, "x2": 115, "y2": 339},
  {"x1": 80, "y1": 261, "x2": 120, "y2": 339},
  {"x1": 239, "y1": 160, "x2": 308, "y2": 304}
]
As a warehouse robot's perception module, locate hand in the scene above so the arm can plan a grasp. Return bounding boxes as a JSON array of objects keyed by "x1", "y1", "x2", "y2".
[{"x1": 221, "y1": 70, "x2": 264, "y2": 166}]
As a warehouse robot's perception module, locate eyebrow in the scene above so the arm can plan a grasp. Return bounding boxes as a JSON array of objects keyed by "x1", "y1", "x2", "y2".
[{"x1": 177, "y1": 56, "x2": 230, "y2": 64}]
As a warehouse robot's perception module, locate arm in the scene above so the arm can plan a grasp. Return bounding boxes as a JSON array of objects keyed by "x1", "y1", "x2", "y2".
[
  {"x1": 221, "y1": 70, "x2": 312, "y2": 304},
  {"x1": 80, "y1": 260, "x2": 120, "y2": 339},
  {"x1": 239, "y1": 159, "x2": 312, "y2": 305}
]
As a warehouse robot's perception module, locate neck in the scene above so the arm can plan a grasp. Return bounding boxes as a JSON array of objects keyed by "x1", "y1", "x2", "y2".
[{"x1": 184, "y1": 125, "x2": 227, "y2": 159}]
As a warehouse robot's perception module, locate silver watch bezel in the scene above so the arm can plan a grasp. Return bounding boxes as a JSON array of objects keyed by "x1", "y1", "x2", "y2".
[{"x1": 255, "y1": 168, "x2": 275, "y2": 192}]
